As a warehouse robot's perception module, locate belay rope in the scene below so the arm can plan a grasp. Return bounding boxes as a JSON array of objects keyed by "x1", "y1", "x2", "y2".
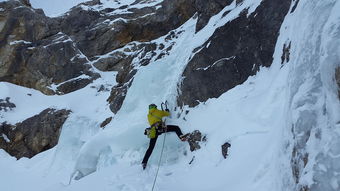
[
  {"x1": 151, "y1": 128, "x2": 166, "y2": 191},
  {"x1": 151, "y1": 101, "x2": 168, "y2": 191}
]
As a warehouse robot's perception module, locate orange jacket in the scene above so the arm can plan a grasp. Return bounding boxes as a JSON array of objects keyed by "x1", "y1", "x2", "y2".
[{"x1": 147, "y1": 108, "x2": 170, "y2": 126}]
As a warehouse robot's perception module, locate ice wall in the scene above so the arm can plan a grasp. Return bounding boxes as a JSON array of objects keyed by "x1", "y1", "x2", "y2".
[{"x1": 280, "y1": 0, "x2": 340, "y2": 190}]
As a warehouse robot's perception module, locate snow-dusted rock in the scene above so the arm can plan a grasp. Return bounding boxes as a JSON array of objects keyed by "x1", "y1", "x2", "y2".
[
  {"x1": 187, "y1": 130, "x2": 206, "y2": 152},
  {"x1": 221, "y1": 142, "x2": 231, "y2": 159},
  {"x1": 0, "y1": 108, "x2": 70, "y2": 159},
  {"x1": 0, "y1": 0, "x2": 98, "y2": 95}
]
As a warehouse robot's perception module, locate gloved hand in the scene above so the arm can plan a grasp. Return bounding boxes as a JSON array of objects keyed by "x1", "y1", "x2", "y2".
[{"x1": 165, "y1": 109, "x2": 169, "y2": 112}]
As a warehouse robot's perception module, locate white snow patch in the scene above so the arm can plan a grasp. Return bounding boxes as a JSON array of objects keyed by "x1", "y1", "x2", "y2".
[
  {"x1": 196, "y1": 56, "x2": 236, "y2": 71},
  {"x1": 9, "y1": 40, "x2": 32, "y2": 46},
  {"x1": 1, "y1": 133, "x2": 10, "y2": 143}
]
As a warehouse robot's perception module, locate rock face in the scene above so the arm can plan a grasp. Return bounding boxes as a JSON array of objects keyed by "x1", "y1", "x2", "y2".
[
  {"x1": 178, "y1": 0, "x2": 291, "y2": 107},
  {"x1": 0, "y1": 0, "x2": 99, "y2": 95},
  {"x1": 0, "y1": 108, "x2": 70, "y2": 159}
]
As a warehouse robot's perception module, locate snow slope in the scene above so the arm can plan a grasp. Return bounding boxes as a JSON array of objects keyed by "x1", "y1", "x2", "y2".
[{"x1": 1, "y1": 0, "x2": 339, "y2": 191}]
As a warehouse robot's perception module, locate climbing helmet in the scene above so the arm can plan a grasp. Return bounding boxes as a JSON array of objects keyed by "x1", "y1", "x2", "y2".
[{"x1": 149, "y1": 104, "x2": 157, "y2": 110}]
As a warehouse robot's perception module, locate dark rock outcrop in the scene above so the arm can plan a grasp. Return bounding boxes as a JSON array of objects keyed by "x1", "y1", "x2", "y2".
[
  {"x1": 194, "y1": 0, "x2": 233, "y2": 32},
  {"x1": 0, "y1": 97, "x2": 16, "y2": 112},
  {"x1": 290, "y1": 0, "x2": 300, "y2": 13},
  {"x1": 178, "y1": 0, "x2": 291, "y2": 107},
  {"x1": 187, "y1": 130, "x2": 206, "y2": 151},
  {"x1": 100, "y1": 117, "x2": 112, "y2": 128},
  {"x1": 0, "y1": 0, "x2": 99, "y2": 95},
  {"x1": 281, "y1": 42, "x2": 291, "y2": 65},
  {"x1": 221, "y1": 142, "x2": 231, "y2": 159},
  {"x1": 0, "y1": 108, "x2": 71, "y2": 159},
  {"x1": 107, "y1": 82, "x2": 131, "y2": 113}
]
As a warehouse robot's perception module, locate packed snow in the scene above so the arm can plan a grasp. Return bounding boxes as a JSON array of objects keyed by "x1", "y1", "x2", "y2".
[{"x1": 1, "y1": 0, "x2": 340, "y2": 191}]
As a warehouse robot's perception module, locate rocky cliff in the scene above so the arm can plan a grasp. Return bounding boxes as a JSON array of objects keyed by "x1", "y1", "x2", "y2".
[
  {"x1": 178, "y1": 0, "x2": 291, "y2": 106},
  {"x1": 0, "y1": 0, "x2": 99, "y2": 95},
  {"x1": 1, "y1": 0, "x2": 292, "y2": 111}
]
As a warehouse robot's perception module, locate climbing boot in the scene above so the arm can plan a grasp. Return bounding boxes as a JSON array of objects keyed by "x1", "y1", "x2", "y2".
[
  {"x1": 142, "y1": 163, "x2": 147, "y2": 170},
  {"x1": 180, "y1": 133, "x2": 189, "y2": 141}
]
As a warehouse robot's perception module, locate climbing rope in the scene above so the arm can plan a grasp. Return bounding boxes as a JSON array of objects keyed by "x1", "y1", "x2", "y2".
[
  {"x1": 151, "y1": 101, "x2": 168, "y2": 191},
  {"x1": 151, "y1": 129, "x2": 167, "y2": 191}
]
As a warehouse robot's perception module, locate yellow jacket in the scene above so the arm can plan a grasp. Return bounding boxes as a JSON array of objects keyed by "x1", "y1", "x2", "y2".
[{"x1": 148, "y1": 108, "x2": 170, "y2": 126}]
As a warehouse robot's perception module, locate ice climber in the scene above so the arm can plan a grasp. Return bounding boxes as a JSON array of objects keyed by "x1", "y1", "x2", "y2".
[{"x1": 142, "y1": 103, "x2": 188, "y2": 170}]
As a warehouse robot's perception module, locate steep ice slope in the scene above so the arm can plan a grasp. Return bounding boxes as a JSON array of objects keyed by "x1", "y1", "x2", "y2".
[{"x1": 278, "y1": 0, "x2": 340, "y2": 190}]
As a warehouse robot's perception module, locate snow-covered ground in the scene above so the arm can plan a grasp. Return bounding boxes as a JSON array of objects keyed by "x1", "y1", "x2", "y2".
[{"x1": 1, "y1": 0, "x2": 340, "y2": 191}]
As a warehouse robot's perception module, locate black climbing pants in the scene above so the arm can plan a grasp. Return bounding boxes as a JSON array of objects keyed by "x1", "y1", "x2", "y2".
[{"x1": 142, "y1": 125, "x2": 183, "y2": 164}]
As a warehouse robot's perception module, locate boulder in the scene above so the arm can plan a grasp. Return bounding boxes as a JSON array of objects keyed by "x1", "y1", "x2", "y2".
[
  {"x1": 0, "y1": 108, "x2": 71, "y2": 159},
  {"x1": 221, "y1": 142, "x2": 231, "y2": 159},
  {"x1": 186, "y1": 130, "x2": 206, "y2": 152},
  {"x1": 100, "y1": 117, "x2": 112, "y2": 128}
]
